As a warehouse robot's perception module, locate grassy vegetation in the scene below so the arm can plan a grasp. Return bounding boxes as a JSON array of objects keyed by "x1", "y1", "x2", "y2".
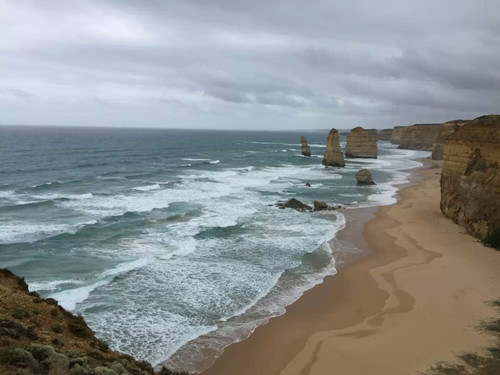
[{"x1": 426, "y1": 300, "x2": 500, "y2": 375}]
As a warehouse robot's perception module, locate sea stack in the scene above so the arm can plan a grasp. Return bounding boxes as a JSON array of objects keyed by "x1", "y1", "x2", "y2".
[
  {"x1": 300, "y1": 136, "x2": 311, "y2": 157},
  {"x1": 391, "y1": 126, "x2": 404, "y2": 144},
  {"x1": 432, "y1": 120, "x2": 470, "y2": 160},
  {"x1": 345, "y1": 126, "x2": 378, "y2": 158},
  {"x1": 378, "y1": 128, "x2": 393, "y2": 141},
  {"x1": 440, "y1": 115, "x2": 500, "y2": 245},
  {"x1": 322, "y1": 128, "x2": 345, "y2": 167}
]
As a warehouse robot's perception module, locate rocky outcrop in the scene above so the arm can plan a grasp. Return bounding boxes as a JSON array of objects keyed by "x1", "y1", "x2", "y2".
[
  {"x1": 313, "y1": 200, "x2": 329, "y2": 211},
  {"x1": 432, "y1": 120, "x2": 471, "y2": 160},
  {"x1": 440, "y1": 115, "x2": 500, "y2": 246},
  {"x1": 356, "y1": 169, "x2": 376, "y2": 185},
  {"x1": 391, "y1": 126, "x2": 404, "y2": 144},
  {"x1": 365, "y1": 129, "x2": 379, "y2": 140},
  {"x1": 322, "y1": 128, "x2": 345, "y2": 167},
  {"x1": 276, "y1": 198, "x2": 312, "y2": 211},
  {"x1": 398, "y1": 123, "x2": 442, "y2": 150},
  {"x1": 378, "y1": 129, "x2": 393, "y2": 141},
  {"x1": 345, "y1": 127, "x2": 377, "y2": 158},
  {"x1": 0, "y1": 269, "x2": 185, "y2": 375},
  {"x1": 300, "y1": 136, "x2": 311, "y2": 157}
]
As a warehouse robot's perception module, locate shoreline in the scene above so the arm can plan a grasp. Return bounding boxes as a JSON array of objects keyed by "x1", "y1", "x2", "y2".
[{"x1": 200, "y1": 160, "x2": 500, "y2": 375}]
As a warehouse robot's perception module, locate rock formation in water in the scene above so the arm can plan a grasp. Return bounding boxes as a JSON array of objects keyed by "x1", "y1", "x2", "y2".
[
  {"x1": 398, "y1": 123, "x2": 442, "y2": 150},
  {"x1": 322, "y1": 128, "x2": 345, "y2": 167},
  {"x1": 378, "y1": 129, "x2": 393, "y2": 141},
  {"x1": 356, "y1": 169, "x2": 376, "y2": 185},
  {"x1": 276, "y1": 198, "x2": 312, "y2": 211},
  {"x1": 345, "y1": 127, "x2": 378, "y2": 158},
  {"x1": 365, "y1": 129, "x2": 379, "y2": 140},
  {"x1": 391, "y1": 126, "x2": 404, "y2": 144},
  {"x1": 300, "y1": 136, "x2": 311, "y2": 157},
  {"x1": 0, "y1": 268, "x2": 185, "y2": 375},
  {"x1": 432, "y1": 120, "x2": 471, "y2": 160},
  {"x1": 440, "y1": 115, "x2": 500, "y2": 246},
  {"x1": 313, "y1": 200, "x2": 329, "y2": 211}
]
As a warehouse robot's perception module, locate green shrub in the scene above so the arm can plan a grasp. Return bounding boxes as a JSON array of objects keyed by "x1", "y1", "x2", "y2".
[
  {"x1": 52, "y1": 324, "x2": 63, "y2": 333},
  {"x1": 68, "y1": 316, "x2": 92, "y2": 338},
  {"x1": 50, "y1": 307, "x2": 59, "y2": 317},
  {"x1": 12, "y1": 307, "x2": 30, "y2": 320},
  {"x1": 0, "y1": 346, "x2": 39, "y2": 371},
  {"x1": 98, "y1": 340, "x2": 110, "y2": 353}
]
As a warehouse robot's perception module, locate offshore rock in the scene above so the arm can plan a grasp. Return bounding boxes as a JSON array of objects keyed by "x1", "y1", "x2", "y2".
[
  {"x1": 300, "y1": 136, "x2": 311, "y2": 157},
  {"x1": 345, "y1": 127, "x2": 378, "y2": 158},
  {"x1": 398, "y1": 123, "x2": 442, "y2": 150},
  {"x1": 276, "y1": 198, "x2": 312, "y2": 212},
  {"x1": 432, "y1": 119, "x2": 471, "y2": 160},
  {"x1": 391, "y1": 126, "x2": 404, "y2": 144},
  {"x1": 313, "y1": 200, "x2": 329, "y2": 211},
  {"x1": 322, "y1": 128, "x2": 345, "y2": 167},
  {"x1": 440, "y1": 115, "x2": 500, "y2": 244},
  {"x1": 365, "y1": 128, "x2": 379, "y2": 140},
  {"x1": 378, "y1": 129, "x2": 393, "y2": 141},
  {"x1": 356, "y1": 169, "x2": 376, "y2": 185}
]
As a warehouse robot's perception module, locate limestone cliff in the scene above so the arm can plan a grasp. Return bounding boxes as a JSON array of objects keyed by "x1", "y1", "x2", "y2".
[
  {"x1": 398, "y1": 123, "x2": 442, "y2": 151},
  {"x1": 378, "y1": 129, "x2": 393, "y2": 141},
  {"x1": 300, "y1": 136, "x2": 311, "y2": 157},
  {"x1": 431, "y1": 120, "x2": 470, "y2": 160},
  {"x1": 0, "y1": 268, "x2": 186, "y2": 375},
  {"x1": 365, "y1": 129, "x2": 379, "y2": 140},
  {"x1": 345, "y1": 127, "x2": 377, "y2": 158},
  {"x1": 322, "y1": 128, "x2": 345, "y2": 167},
  {"x1": 440, "y1": 115, "x2": 500, "y2": 245},
  {"x1": 391, "y1": 126, "x2": 404, "y2": 144}
]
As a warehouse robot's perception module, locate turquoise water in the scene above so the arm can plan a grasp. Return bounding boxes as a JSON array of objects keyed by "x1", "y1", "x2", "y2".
[{"x1": 0, "y1": 126, "x2": 429, "y2": 370}]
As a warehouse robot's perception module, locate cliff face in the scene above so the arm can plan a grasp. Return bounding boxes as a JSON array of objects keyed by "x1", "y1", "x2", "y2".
[
  {"x1": 0, "y1": 268, "x2": 184, "y2": 375},
  {"x1": 322, "y1": 128, "x2": 345, "y2": 167},
  {"x1": 398, "y1": 123, "x2": 442, "y2": 151},
  {"x1": 391, "y1": 126, "x2": 404, "y2": 144},
  {"x1": 378, "y1": 129, "x2": 393, "y2": 141},
  {"x1": 300, "y1": 136, "x2": 311, "y2": 157},
  {"x1": 431, "y1": 120, "x2": 470, "y2": 160},
  {"x1": 440, "y1": 115, "x2": 500, "y2": 244},
  {"x1": 365, "y1": 129, "x2": 379, "y2": 140},
  {"x1": 345, "y1": 127, "x2": 377, "y2": 158}
]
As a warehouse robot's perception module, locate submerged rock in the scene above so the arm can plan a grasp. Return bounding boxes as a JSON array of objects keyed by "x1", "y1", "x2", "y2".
[
  {"x1": 440, "y1": 115, "x2": 500, "y2": 245},
  {"x1": 356, "y1": 169, "x2": 376, "y2": 185},
  {"x1": 276, "y1": 198, "x2": 312, "y2": 211},
  {"x1": 301, "y1": 136, "x2": 311, "y2": 157},
  {"x1": 322, "y1": 128, "x2": 345, "y2": 167},
  {"x1": 345, "y1": 126, "x2": 378, "y2": 158}
]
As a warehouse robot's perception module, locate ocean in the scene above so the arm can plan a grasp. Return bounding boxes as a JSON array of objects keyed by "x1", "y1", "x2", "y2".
[{"x1": 0, "y1": 126, "x2": 429, "y2": 371}]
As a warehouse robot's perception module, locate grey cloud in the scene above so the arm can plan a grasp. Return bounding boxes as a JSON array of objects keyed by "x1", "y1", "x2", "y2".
[{"x1": 1, "y1": 0, "x2": 499, "y2": 128}]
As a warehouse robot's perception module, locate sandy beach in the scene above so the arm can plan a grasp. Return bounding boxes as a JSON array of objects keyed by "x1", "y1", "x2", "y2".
[{"x1": 201, "y1": 162, "x2": 500, "y2": 375}]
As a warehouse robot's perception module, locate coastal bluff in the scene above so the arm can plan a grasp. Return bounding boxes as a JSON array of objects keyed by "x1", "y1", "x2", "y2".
[
  {"x1": 390, "y1": 126, "x2": 404, "y2": 144},
  {"x1": 300, "y1": 136, "x2": 311, "y2": 157},
  {"x1": 0, "y1": 268, "x2": 185, "y2": 375},
  {"x1": 345, "y1": 127, "x2": 377, "y2": 158},
  {"x1": 398, "y1": 123, "x2": 442, "y2": 150},
  {"x1": 322, "y1": 128, "x2": 345, "y2": 167},
  {"x1": 377, "y1": 129, "x2": 393, "y2": 141},
  {"x1": 440, "y1": 115, "x2": 500, "y2": 246},
  {"x1": 431, "y1": 120, "x2": 470, "y2": 160}
]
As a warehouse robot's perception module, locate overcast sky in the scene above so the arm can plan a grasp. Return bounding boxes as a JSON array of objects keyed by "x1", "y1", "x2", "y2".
[{"x1": 1, "y1": 0, "x2": 499, "y2": 129}]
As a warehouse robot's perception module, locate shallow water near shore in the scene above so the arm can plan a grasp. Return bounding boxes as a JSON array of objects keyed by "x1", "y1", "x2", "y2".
[{"x1": 0, "y1": 126, "x2": 429, "y2": 370}]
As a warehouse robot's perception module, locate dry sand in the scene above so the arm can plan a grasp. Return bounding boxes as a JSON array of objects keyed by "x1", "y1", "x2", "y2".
[{"x1": 201, "y1": 163, "x2": 500, "y2": 375}]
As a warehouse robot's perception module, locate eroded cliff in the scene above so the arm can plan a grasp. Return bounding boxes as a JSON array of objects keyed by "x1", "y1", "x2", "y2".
[
  {"x1": 391, "y1": 126, "x2": 404, "y2": 144},
  {"x1": 431, "y1": 120, "x2": 470, "y2": 160},
  {"x1": 440, "y1": 115, "x2": 500, "y2": 246},
  {"x1": 398, "y1": 123, "x2": 442, "y2": 150},
  {"x1": 378, "y1": 129, "x2": 393, "y2": 141},
  {"x1": 300, "y1": 136, "x2": 311, "y2": 157}
]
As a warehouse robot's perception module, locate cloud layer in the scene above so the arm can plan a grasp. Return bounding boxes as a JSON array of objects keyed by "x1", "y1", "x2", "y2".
[{"x1": 1, "y1": 0, "x2": 499, "y2": 129}]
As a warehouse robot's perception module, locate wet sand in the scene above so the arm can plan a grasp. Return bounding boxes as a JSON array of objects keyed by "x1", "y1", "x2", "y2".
[{"x1": 201, "y1": 162, "x2": 500, "y2": 375}]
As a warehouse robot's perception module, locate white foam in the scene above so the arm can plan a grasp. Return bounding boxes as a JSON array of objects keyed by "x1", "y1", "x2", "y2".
[
  {"x1": 133, "y1": 184, "x2": 161, "y2": 192},
  {"x1": 209, "y1": 160, "x2": 220, "y2": 164}
]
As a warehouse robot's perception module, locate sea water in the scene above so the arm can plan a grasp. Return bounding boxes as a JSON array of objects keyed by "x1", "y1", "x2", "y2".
[{"x1": 0, "y1": 126, "x2": 429, "y2": 371}]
